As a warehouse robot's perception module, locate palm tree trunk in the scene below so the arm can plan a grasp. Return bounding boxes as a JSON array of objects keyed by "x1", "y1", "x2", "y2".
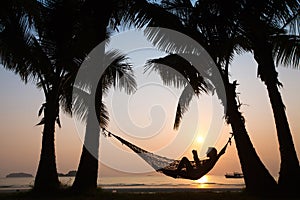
[
  {"x1": 253, "y1": 41, "x2": 300, "y2": 193},
  {"x1": 72, "y1": 80, "x2": 102, "y2": 193},
  {"x1": 266, "y1": 81, "x2": 300, "y2": 192},
  {"x1": 71, "y1": 38, "x2": 105, "y2": 193},
  {"x1": 225, "y1": 81, "x2": 278, "y2": 194},
  {"x1": 72, "y1": 1, "x2": 113, "y2": 193},
  {"x1": 34, "y1": 93, "x2": 60, "y2": 192},
  {"x1": 72, "y1": 105, "x2": 100, "y2": 193}
]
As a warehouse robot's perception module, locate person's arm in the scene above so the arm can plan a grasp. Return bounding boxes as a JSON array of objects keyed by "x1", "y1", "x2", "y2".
[
  {"x1": 192, "y1": 150, "x2": 201, "y2": 167},
  {"x1": 217, "y1": 143, "x2": 228, "y2": 158}
]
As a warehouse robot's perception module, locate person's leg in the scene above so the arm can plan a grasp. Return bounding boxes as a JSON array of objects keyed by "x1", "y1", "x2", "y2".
[
  {"x1": 161, "y1": 169, "x2": 178, "y2": 178},
  {"x1": 177, "y1": 157, "x2": 193, "y2": 172}
]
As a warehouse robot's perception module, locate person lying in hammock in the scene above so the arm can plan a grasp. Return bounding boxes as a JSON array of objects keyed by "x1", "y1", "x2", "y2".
[{"x1": 161, "y1": 145, "x2": 227, "y2": 180}]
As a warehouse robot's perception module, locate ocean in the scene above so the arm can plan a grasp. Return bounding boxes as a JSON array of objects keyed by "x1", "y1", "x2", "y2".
[{"x1": 0, "y1": 174, "x2": 245, "y2": 191}]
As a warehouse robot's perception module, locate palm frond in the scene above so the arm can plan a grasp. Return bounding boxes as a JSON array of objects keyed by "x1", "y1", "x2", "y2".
[
  {"x1": 161, "y1": 0, "x2": 194, "y2": 25},
  {"x1": 121, "y1": 0, "x2": 187, "y2": 31},
  {"x1": 145, "y1": 55, "x2": 188, "y2": 88},
  {"x1": 38, "y1": 103, "x2": 46, "y2": 117},
  {"x1": 36, "y1": 118, "x2": 45, "y2": 126},
  {"x1": 72, "y1": 86, "x2": 109, "y2": 128},
  {"x1": 267, "y1": 0, "x2": 300, "y2": 26},
  {"x1": 144, "y1": 26, "x2": 203, "y2": 55},
  {"x1": 56, "y1": 116, "x2": 61, "y2": 128},
  {"x1": 99, "y1": 101, "x2": 109, "y2": 128},
  {"x1": 145, "y1": 53, "x2": 215, "y2": 129},
  {"x1": 145, "y1": 54, "x2": 209, "y2": 94},
  {"x1": 72, "y1": 49, "x2": 136, "y2": 126},
  {"x1": 281, "y1": 9, "x2": 300, "y2": 35},
  {"x1": 272, "y1": 34, "x2": 300, "y2": 69},
  {"x1": 0, "y1": 11, "x2": 37, "y2": 83},
  {"x1": 72, "y1": 86, "x2": 90, "y2": 123},
  {"x1": 59, "y1": 71, "x2": 76, "y2": 116},
  {"x1": 173, "y1": 84, "x2": 194, "y2": 130},
  {"x1": 102, "y1": 50, "x2": 137, "y2": 95}
]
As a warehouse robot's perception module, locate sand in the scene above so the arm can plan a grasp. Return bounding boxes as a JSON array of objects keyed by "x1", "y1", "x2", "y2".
[{"x1": 0, "y1": 187, "x2": 299, "y2": 200}]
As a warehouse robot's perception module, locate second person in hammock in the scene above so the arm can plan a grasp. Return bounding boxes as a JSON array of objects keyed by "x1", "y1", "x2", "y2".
[{"x1": 161, "y1": 145, "x2": 227, "y2": 180}]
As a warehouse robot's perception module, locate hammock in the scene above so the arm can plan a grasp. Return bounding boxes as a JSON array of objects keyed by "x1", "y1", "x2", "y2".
[{"x1": 103, "y1": 129, "x2": 233, "y2": 180}]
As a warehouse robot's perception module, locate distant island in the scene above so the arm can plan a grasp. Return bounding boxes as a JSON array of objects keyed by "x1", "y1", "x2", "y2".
[
  {"x1": 6, "y1": 172, "x2": 33, "y2": 178},
  {"x1": 58, "y1": 170, "x2": 77, "y2": 177},
  {"x1": 5, "y1": 171, "x2": 76, "y2": 178}
]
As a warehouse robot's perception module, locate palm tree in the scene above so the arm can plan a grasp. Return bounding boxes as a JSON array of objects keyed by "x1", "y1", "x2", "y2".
[
  {"x1": 0, "y1": 0, "x2": 89, "y2": 192},
  {"x1": 137, "y1": 0, "x2": 278, "y2": 194},
  {"x1": 202, "y1": 3, "x2": 300, "y2": 193},
  {"x1": 68, "y1": 0, "x2": 119, "y2": 193},
  {"x1": 239, "y1": 0, "x2": 300, "y2": 192},
  {"x1": 71, "y1": 50, "x2": 136, "y2": 193},
  {"x1": 1, "y1": 0, "x2": 136, "y2": 193},
  {"x1": 70, "y1": 0, "x2": 154, "y2": 192},
  {"x1": 70, "y1": 0, "x2": 193, "y2": 192},
  {"x1": 70, "y1": 0, "x2": 190, "y2": 193}
]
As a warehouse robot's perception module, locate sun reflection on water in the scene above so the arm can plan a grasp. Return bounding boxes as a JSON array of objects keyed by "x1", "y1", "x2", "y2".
[{"x1": 194, "y1": 175, "x2": 209, "y2": 188}]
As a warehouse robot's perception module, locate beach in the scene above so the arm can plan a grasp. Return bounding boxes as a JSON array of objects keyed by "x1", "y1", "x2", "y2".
[
  {"x1": 0, "y1": 186, "x2": 256, "y2": 200},
  {"x1": 1, "y1": 187, "x2": 299, "y2": 200}
]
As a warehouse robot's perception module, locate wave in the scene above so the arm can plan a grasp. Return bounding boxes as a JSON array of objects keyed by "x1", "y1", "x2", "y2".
[
  {"x1": 0, "y1": 185, "x2": 13, "y2": 188},
  {"x1": 99, "y1": 183, "x2": 146, "y2": 187},
  {"x1": 0, "y1": 184, "x2": 32, "y2": 189},
  {"x1": 191, "y1": 182, "x2": 244, "y2": 186},
  {"x1": 99, "y1": 183, "x2": 193, "y2": 187}
]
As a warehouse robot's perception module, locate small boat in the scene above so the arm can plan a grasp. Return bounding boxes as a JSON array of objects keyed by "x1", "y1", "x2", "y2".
[{"x1": 225, "y1": 172, "x2": 244, "y2": 178}]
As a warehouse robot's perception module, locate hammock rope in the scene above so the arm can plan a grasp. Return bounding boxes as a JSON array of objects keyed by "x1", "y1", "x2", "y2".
[{"x1": 103, "y1": 128, "x2": 233, "y2": 180}]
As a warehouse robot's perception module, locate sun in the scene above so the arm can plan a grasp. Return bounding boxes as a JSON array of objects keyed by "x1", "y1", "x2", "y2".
[{"x1": 196, "y1": 136, "x2": 204, "y2": 143}]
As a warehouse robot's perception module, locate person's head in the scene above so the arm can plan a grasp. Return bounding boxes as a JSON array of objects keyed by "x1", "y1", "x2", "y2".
[{"x1": 206, "y1": 147, "x2": 217, "y2": 158}]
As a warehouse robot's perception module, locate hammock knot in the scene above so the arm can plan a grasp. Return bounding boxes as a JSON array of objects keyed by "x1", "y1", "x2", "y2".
[{"x1": 101, "y1": 128, "x2": 112, "y2": 137}]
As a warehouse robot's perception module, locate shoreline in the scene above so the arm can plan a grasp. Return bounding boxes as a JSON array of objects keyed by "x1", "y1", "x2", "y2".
[
  {"x1": 0, "y1": 187, "x2": 244, "y2": 194},
  {"x1": 103, "y1": 187, "x2": 244, "y2": 193}
]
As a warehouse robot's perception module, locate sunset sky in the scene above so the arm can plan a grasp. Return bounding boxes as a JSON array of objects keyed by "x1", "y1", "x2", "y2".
[{"x1": 0, "y1": 30, "x2": 299, "y2": 179}]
